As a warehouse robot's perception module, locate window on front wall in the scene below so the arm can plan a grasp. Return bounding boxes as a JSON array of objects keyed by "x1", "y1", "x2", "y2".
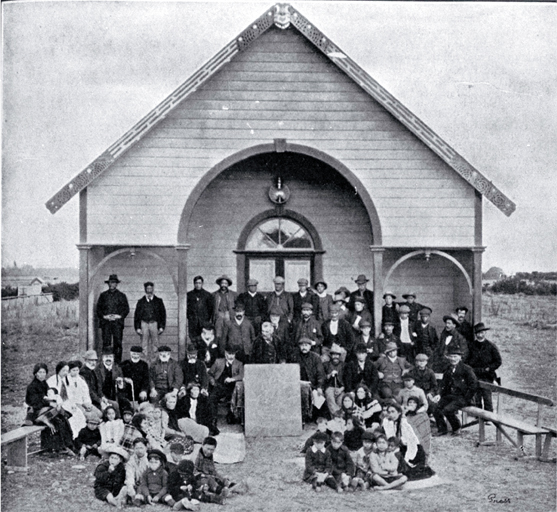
[{"x1": 245, "y1": 218, "x2": 314, "y2": 251}]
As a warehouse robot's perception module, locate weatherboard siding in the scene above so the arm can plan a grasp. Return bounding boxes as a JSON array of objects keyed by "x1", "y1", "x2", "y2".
[{"x1": 86, "y1": 26, "x2": 475, "y2": 247}]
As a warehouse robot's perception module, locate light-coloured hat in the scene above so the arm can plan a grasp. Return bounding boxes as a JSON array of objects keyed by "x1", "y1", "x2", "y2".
[
  {"x1": 84, "y1": 350, "x2": 98, "y2": 361},
  {"x1": 100, "y1": 445, "x2": 129, "y2": 462},
  {"x1": 297, "y1": 278, "x2": 309, "y2": 286},
  {"x1": 298, "y1": 337, "x2": 313, "y2": 346},
  {"x1": 415, "y1": 353, "x2": 429, "y2": 361},
  {"x1": 383, "y1": 291, "x2": 397, "y2": 299},
  {"x1": 329, "y1": 343, "x2": 343, "y2": 355},
  {"x1": 301, "y1": 302, "x2": 313, "y2": 310},
  {"x1": 273, "y1": 276, "x2": 285, "y2": 284},
  {"x1": 399, "y1": 305, "x2": 411, "y2": 314},
  {"x1": 384, "y1": 342, "x2": 398, "y2": 354},
  {"x1": 443, "y1": 313, "x2": 460, "y2": 326},
  {"x1": 247, "y1": 279, "x2": 258, "y2": 286}
]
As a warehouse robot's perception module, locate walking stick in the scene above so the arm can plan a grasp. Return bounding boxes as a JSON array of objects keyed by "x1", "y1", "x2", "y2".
[{"x1": 129, "y1": 380, "x2": 138, "y2": 413}]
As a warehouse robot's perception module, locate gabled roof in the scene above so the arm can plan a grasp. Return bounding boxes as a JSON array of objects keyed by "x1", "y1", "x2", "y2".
[{"x1": 46, "y1": 3, "x2": 515, "y2": 216}]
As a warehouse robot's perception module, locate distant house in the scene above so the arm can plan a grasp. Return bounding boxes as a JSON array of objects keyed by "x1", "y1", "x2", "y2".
[
  {"x1": 45, "y1": 4, "x2": 516, "y2": 358},
  {"x1": 18, "y1": 278, "x2": 44, "y2": 297}
]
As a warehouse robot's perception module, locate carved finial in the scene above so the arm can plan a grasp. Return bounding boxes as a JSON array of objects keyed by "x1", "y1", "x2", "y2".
[{"x1": 274, "y1": 4, "x2": 291, "y2": 29}]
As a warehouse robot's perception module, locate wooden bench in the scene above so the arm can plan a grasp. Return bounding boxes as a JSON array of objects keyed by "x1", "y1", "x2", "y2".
[
  {"x1": 461, "y1": 381, "x2": 554, "y2": 460},
  {"x1": 540, "y1": 426, "x2": 557, "y2": 463},
  {"x1": 1, "y1": 425, "x2": 45, "y2": 471}
]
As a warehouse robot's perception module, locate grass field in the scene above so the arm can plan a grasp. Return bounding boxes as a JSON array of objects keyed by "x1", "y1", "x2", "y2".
[{"x1": 1, "y1": 295, "x2": 556, "y2": 512}]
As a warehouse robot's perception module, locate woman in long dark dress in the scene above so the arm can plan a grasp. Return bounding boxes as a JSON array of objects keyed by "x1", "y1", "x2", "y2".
[{"x1": 24, "y1": 363, "x2": 75, "y2": 455}]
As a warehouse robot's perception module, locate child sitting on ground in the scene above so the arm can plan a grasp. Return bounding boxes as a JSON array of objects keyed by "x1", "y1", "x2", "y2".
[
  {"x1": 303, "y1": 431, "x2": 336, "y2": 492},
  {"x1": 370, "y1": 434, "x2": 407, "y2": 491},
  {"x1": 301, "y1": 417, "x2": 330, "y2": 454},
  {"x1": 195, "y1": 437, "x2": 247, "y2": 504},
  {"x1": 134, "y1": 449, "x2": 171, "y2": 506},
  {"x1": 326, "y1": 410, "x2": 346, "y2": 435},
  {"x1": 94, "y1": 446, "x2": 129, "y2": 507},
  {"x1": 166, "y1": 442, "x2": 186, "y2": 472},
  {"x1": 343, "y1": 415, "x2": 364, "y2": 458},
  {"x1": 326, "y1": 431, "x2": 355, "y2": 493},
  {"x1": 167, "y1": 460, "x2": 201, "y2": 511},
  {"x1": 75, "y1": 416, "x2": 102, "y2": 460},
  {"x1": 352, "y1": 430, "x2": 375, "y2": 490}
]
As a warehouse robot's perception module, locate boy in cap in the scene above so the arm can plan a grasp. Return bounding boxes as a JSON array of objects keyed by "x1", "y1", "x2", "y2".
[
  {"x1": 292, "y1": 278, "x2": 319, "y2": 324},
  {"x1": 394, "y1": 304, "x2": 417, "y2": 364},
  {"x1": 94, "y1": 445, "x2": 129, "y2": 507},
  {"x1": 135, "y1": 449, "x2": 171, "y2": 506},
  {"x1": 375, "y1": 342, "x2": 412, "y2": 399},
  {"x1": 267, "y1": 276, "x2": 294, "y2": 324},
  {"x1": 381, "y1": 291, "x2": 400, "y2": 332},
  {"x1": 327, "y1": 431, "x2": 355, "y2": 493},
  {"x1": 354, "y1": 320, "x2": 380, "y2": 360},
  {"x1": 414, "y1": 307, "x2": 439, "y2": 360},
  {"x1": 120, "y1": 345, "x2": 150, "y2": 405},
  {"x1": 323, "y1": 344, "x2": 346, "y2": 416},
  {"x1": 432, "y1": 314, "x2": 468, "y2": 373},
  {"x1": 75, "y1": 415, "x2": 102, "y2": 460},
  {"x1": 433, "y1": 347, "x2": 478, "y2": 436},
  {"x1": 149, "y1": 346, "x2": 183, "y2": 403},
  {"x1": 408, "y1": 354, "x2": 439, "y2": 411},
  {"x1": 222, "y1": 302, "x2": 255, "y2": 364},
  {"x1": 96, "y1": 274, "x2": 130, "y2": 364},
  {"x1": 399, "y1": 292, "x2": 424, "y2": 324},
  {"x1": 301, "y1": 417, "x2": 330, "y2": 454},
  {"x1": 237, "y1": 278, "x2": 267, "y2": 335},
  {"x1": 292, "y1": 302, "x2": 323, "y2": 353},
  {"x1": 167, "y1": 459, "x2": 201, "y2": 511},
  {"x1": 353, "y1": 430, "x2": 376, "y2": 490},
  {"x1": 466, "y1": 322, "x2": 502, "y2": 412}
]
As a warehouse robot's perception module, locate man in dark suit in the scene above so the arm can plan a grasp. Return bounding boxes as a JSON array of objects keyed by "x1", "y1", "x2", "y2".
[
  {"x1": 212, "y1": 275, "x2": 237, "y2": 340},
  {"x1": 292, "y1": 302, "x2": 323, "y2": 354},
  {"x1": 134, "y1": 281, "x2": 166, "y2": 361},
  {"x1": 179, "y1": 344, "x2": 209, "y2": 395},
  {"x1": 96, "y1": 274, "x2": 130, "y2": 364},
  {"x1": 252, "y1": 321, "x2": 282, "y2": 364},
  {"x1": 414, "y1": 307, "x2": 439, "y2": 360},
  {"x1": 81, "y1": 349, "x2": 102, "y2": 409},
  {"x1": 292, "y1": 278, "x2": 319, "y2": 324},
  {"x1": 433, "y1": 347, "x2": 478, "y2": 436},
  {"x1": 432, "y1": 313, "x2": 468, "y2": 373},
  {"x1": 456, "y1": 306, "x2": 474, "y2": 345},
  {"x1": 321, "y1": 304, "x2": 355, "y2": 362},
  {"x1": 237, "y1": 279, "x2": 267, "y2": 335},
  {"x1": 120, "y1": 346, "x2": 150, "y2": 404},
  {"x1": 466, "y1": 322, "x2": 502, "y2": 412},
  {"x1": 267, "y1": 276, "x2": 294, "y2": 324},
  {"x1": 344, "y1": 343, "x2": 380, "y2": 395},
  {"x1": 187, "y1": 275, "x2": 214, "y2": 339},
  {"x1": 269, "y1": 306, "x2": 293, "y2": 362},
  {"x1": 348, "y1": 274, "x2": 374, "y2": 321}
]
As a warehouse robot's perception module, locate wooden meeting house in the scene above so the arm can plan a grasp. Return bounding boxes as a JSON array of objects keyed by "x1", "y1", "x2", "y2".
[{"x1": 46, "y1": 4, "x2": 515, "y2": 359}]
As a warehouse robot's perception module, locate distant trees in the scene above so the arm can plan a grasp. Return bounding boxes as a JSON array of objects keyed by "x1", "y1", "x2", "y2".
[
  {"x1": 41, "y1": 282, "x2": 79, "y2": 301},
  {"x1": 486, "y1": 272, "x2": 557, "y2": 296}
]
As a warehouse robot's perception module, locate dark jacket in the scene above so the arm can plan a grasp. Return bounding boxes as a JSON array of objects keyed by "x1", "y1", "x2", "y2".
[
  {"x1": 236, "y1": 292, "x2": 267, "y2": 321},
  {"x1": 167, "y1": 467, "x2": 197, "y2": 501},
  {"x1": 433, "y1": 329, "x2": 469, "y2": 373},
  {"x1": 354, "y1": 334, "x2": 381, "y2": 361},
  {"x1": 134, "y1": 295, "x2": 166, "y2": 330},
  {"x1": 457, "y1": 320, "x2": 474, "y2": 345},
  {"x1": 414, "y1": 322, "x2": 439, "y2": 359},
  {"x1": 439, "y1": 361, "x2": 478, "y2": 403},
  {"x1": 252, "y1": 334, "x2": 282, "y2": 364},
  {"x1": 270, "y1": 318, "x2": 293, "y2": 361},
  {"x1": 187, "y1": 288, "x2": 214, "y2": 331},
  {"x1": 303, "y1": 448, "x2": 332, "y2": 481},
  {"x1": 267, "y1": 291, "x2": 294, "y2": 323},
  {"x1": 466, "y1": 339, "x2": 502, "y2": 382},
  {"x1": 292, "y1": 316, "x2": 323, "y2": 348},
  {"x1": 293, "y1": 351, "x2": 325, "y2": 390},
  {"x1": 93, "y1": 363, "x2": 124, "y2": 401},
  {"x1": 344, "y1": 359, "x2": 380, "y2": 395},
  {"x1": 75, "y1": 426, "x2": 101, "y2": 450},
  {"x1": 327, "y1": 444, "x2": 355, "y2": 476},
  {"x1": 222, "y1": 318, "x2": 255, "y2": 357},
  {"x1": 25, "y1": 377, "x2": 50, "y2": 419},
  {"x1": 322, "y1": 319, "x2": 355, "y2": 353},
  {"x1": 192, "y1": 335, "x2": 220, "y2": 369},
  {"x1": 96, "y1": 288, "x2": 130, "y2": 327},
  {"x1": 120, "y1": 359, "x2": 150, "y2": 400},
  {"x1": 208, "y1": 358, "x2": 244, "y2": 385},
  {"x1": 292, "y1": 291, "x2": 320, "y2": 323},
  {"x1": 381, "y1": 304, "x2": 400, "y2": 328},
  {"x1": 323, "y1": 360, "x2": 345, "y2": 390},
  {"x1": 349, "y1": 289, "x2": 374, "y2": 317},
  {"x1": 180, "y1": 359, "x2": 209, "y2": 392},
  {"x1": 176, "y1": 394, "x2": 212, "y2": 428},
  {"x1": 212, "y1": 290, "x2": 237, "y2": 320},
  {"x1": 408, "y1": 366, "x2": 438, "y2": 396},
  {"x1": 94, "y1": 460, "x2": 126, "y2": 496},
  {"x1": 398, "y1": 301, "x2": 424, "y2": 324},
  {"x1": 149, "y1": 358, "x2": 183, "y2": 393},
  {"x1": 80, "y1": 366, "x2": 102, "y2": 408}
]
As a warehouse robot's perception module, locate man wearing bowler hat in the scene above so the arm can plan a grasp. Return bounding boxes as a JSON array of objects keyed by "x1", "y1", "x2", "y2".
[
  {"x1": 237, "y1": 279, "x2": 267, "y2": 335},
  {"x1": 433, "y1": 346, "x2": 477, "y2": 436},
  {"x1": 349, "y1": 274, "x2": 374, "y2": 318},
  {"x1": 96, "y1": 274, "x2": 130, "y2": 364},
  {"x1": 432, "y1": 313, "x2": 468, "y2": 373},
  {"x1": 267, "y1": 276, "x2": 294, "y2": 324},
  {"x1": 212, "y1": 275, "x2": 237, "y2": 339},
  {"x1": 466, "y1": 323, "x2": 502, "y2": 412}
]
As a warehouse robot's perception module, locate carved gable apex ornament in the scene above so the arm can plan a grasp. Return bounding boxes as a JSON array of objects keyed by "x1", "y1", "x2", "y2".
[{"x1": 274, "y1": 4, "x2": 292, "y2": 29}]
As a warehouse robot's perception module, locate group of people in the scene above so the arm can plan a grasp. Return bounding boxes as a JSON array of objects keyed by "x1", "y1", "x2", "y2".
[{"x1": 22, "y1": 271, "x2": 503, "y2": 503}]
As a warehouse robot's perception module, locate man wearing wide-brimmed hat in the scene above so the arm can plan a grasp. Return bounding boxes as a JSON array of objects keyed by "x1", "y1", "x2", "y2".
[
  {"x1": 349, "y1": 274, "x2": 374, "y2": 321},
  {"x1": 399, "y1": 292, "x2": 424, "y2": 324},
  {"x1": 212, "y1": 275, "x2": 237, "y2": 340},
  {"x1": 431, "y1": 313, "x2": 468, "y2": 373},
  {"x1": 432, "y1": 346, "x2": 477, "y2": 437},
  {"x1": 466, "y1": 322, "x2": 502, "y2": 412},
  {"x1": 237, "y1": 278, "x2": 267, "y2": 335},
  {"x1": 96, "y1": 274, "x2": 130, "y2": 364},
  {"x1": 381, "y1": 291, "x2": 400, "y2": 332},
  {"x1": 314, "y1": 280, "x2": 333, "y2": 322}
]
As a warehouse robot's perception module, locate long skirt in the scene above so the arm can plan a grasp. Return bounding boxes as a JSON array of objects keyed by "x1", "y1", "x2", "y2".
[
  {"x1": 399, "y1": 444, "x2": 435, "y2": 481},
  {"x1": 40, "y1": 411, "x2": 74, "y2": 452}
]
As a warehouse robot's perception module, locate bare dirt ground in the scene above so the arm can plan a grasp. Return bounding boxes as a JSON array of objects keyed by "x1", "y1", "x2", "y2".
[{"x1": 2, "y1": 295, "x2": 556, "y2": 512}]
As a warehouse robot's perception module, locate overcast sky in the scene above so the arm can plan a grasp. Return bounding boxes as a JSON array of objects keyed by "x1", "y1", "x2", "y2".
[{"x1": 2, "y1": 1, "x2": 556, "y2": 274}]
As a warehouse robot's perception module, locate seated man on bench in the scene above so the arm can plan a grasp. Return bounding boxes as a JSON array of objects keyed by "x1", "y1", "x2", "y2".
[{"x1": 433, "y1": 346, "x2": 477, "y2": 437}]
